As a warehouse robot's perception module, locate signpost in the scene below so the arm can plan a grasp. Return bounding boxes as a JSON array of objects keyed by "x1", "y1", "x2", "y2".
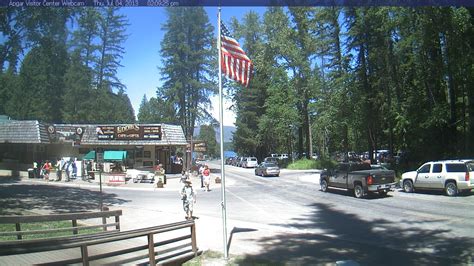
[{"x1": 96, "y1": 149, "x2": 104, "y2": 211}]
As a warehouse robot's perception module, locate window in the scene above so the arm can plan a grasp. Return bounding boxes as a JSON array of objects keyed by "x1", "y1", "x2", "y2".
[
  {"x1": 432, "y1": 164, "x2": 443, "y2": 173},
  {"x1": 466, "y1": 162, "x2": 474, "y2": 172},
  {"x1": 418, "y1": 164, "x2": 431, "y2": 173},
  {"x1": 446, "y1": 164, "x2": 466, "y2": 173}
]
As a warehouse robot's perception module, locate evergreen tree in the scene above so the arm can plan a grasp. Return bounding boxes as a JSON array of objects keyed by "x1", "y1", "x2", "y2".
[
  {"x1": 96, "y1": 7, "x2": 128, "y2": 91},
  {"x1": 158, "y1": 7, "x2": 216, "y2": 140},
  {"x1": 198, "y1": 125, "x2": 218, "y2": 157},
  {"x1": 62, "y1": 51, "x2": 95, "y2": 123},
  {"x1": 230, "y1": 11, "x2": 268, "y2": 158},
  {"x1": 8, "y1": 39, "x2": 68, "y2": 122}
]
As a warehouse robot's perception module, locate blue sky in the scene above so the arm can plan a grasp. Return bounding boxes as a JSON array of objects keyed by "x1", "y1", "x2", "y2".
[{"x1": 117, "y1": 7, "x2": 266, "y2": 126}]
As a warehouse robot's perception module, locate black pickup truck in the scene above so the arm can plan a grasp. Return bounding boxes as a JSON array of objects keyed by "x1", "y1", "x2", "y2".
[{"x1": 320, "y1": 163, "x2": 396, "y2": 198}]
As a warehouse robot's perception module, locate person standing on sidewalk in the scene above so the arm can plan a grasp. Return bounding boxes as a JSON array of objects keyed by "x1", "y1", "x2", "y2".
[
  {"x1": 42, "y1": 160, "x2": 51, "y2": 181},
  {"x1": 198, "y1": 164, "x2": 205, "y2": 188},
  {"x1": 180, "y1": 179, "x2": 196, "y2": 220},
  {"x1": 33, "y1": 161, "x2": 38, "y2": 179},
  {"x1": 55, "y1": 158, "x2": 64, "y2": 181},
  {"x1": 203, "y1": 165, "x2": 211, "y2": 192}
]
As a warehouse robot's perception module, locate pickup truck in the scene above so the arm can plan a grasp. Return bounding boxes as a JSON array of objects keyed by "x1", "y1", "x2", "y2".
[{"x1": 320, "y1": 163, "x2": 397, "y2": 198}]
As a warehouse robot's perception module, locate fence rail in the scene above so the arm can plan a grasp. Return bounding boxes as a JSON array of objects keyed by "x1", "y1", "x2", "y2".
[
  {"x1": 0, "y1": 210, "x2": 122, "y2": 240},
  {"x1": 0, "y1": 220, "x2": 198, "y2": 265}
]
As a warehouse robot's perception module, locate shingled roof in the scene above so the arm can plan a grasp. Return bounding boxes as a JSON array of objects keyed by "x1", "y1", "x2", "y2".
[
  {"x1": 0, "y1": 120, "x2": 49, "y2": 144},
  {"x1": 0, "y1": 121, "x2": 187, "y2": 146},
  {"x1": 76, "y1": 124, "x2": 187, "y2": 146}
]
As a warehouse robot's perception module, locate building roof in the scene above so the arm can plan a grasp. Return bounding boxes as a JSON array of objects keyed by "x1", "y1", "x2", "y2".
[
  {"x1": 0, "y1": 121, "x2": 187, "y2": 146},
  {"x1": 76, "y1": 124, "x2": 187, "y2": 146},
  {"x1": 0, "y1": 120, "x2": 49, "y2": 144}
]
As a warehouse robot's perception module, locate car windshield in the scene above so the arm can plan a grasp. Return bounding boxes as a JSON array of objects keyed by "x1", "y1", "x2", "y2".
[{"x1": 265, "y1": 163, "x2": 277, "y2": 167}]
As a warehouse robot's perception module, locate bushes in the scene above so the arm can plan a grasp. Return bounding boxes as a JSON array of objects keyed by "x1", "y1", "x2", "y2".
[{"x1": 287, "y1": 158, "x2": 337, "y2": 170}]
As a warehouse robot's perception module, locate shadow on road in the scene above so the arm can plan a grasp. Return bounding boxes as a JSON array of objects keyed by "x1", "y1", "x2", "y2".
[
  {"x1": 322, "y1": 188, "x2": 393, "y2": 200},
  {"x1": 0, "y1": 184, "x2": 129, "y2": 215},
  {"x1": 237, "y1": 202, "x2": 473, "y2": 265},
  {"x1": 227, "y1": 227, "x2": 258, "y2": 253},
  {"x1": 0, "y1": 176, "x2": 22, "y2": 184}
]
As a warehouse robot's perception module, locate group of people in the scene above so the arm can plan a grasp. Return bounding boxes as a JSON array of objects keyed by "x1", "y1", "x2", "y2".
[
  {"x1": 54, "y1": 158, "x2": 77, "y2": 182},
  {"x1": 179, "y1": 164, "x2": 212, "y2": 220},
  {"x1": 32, "y1": 158, "x2": 77, "y2": 182}
]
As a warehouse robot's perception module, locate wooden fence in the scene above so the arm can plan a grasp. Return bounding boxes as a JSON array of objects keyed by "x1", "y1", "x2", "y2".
[
  {"x1": 0, "y1": 210, "x2": 122, "y2": 240},
  {"x1": 0, "y1": 219, "x2": 198, "y2": 265}
]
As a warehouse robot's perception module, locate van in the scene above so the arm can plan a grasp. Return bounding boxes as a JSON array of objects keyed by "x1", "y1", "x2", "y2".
[{"x1": 242, "y1": 157, "x2": 258, "y2": 168}]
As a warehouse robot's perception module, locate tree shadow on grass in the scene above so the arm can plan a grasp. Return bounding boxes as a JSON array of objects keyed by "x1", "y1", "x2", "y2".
[
  {"x1": 0, "y1": 184, "x2": 129, "y2": 215},
  {"x1": 237, "y1": 202, "x2": 474, "y2": 265}
]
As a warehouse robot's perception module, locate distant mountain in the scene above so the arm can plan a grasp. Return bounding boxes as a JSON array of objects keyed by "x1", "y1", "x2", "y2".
[
  {"x1": 215, "y1": 125, "x2": 235, "y2": 143},
  {"x1": 193, "y1": 125, "x2": 235, "y2": 143}
]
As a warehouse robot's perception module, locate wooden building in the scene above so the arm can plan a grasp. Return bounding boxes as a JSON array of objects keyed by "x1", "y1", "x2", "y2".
[{"x1": 0, "y1": 119, "x2": 187, "y2": 173}]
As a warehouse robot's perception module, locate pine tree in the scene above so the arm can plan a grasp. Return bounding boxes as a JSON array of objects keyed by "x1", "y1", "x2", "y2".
[
  {"x1": 158, "y1": 7, "x2": 216, "y2": 139},
  {"x1": 96, "y1": 7, "x2": 129, "y2": 92}
]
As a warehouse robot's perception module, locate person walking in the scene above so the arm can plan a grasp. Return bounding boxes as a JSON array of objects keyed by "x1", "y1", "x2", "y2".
[
  {"x1": 55, "y1": 158, "x2": 64, "y2": 181},
  {"x1": 180, "y1": 179, "x2": 196, "y2": 220},
  {"x1": 203, "y1": 165, "x2": 211, "y2": 192},
  {"x1": 64, "y1": 160, "x2": 71, "y2": 182},
  {"x1": 42, "y1": 160, "x2": 51, "y2": 181},
  {"x1": 180, "y1": 170, "x2": 188, "y2": 184},
  {"x1": 198, "y1": 164, "x2": 205, "y2": 188},
  {"x1": 33, "y1": 161, "x2": 38, "y2": 179}
]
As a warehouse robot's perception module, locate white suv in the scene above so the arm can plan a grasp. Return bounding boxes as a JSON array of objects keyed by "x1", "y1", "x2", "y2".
[
  {"x1": 242, "y1": 157, "x2": 258, "y2": 168},
  {"x1": 401, "y1": 160, "x2": 474, "y2": 196}
]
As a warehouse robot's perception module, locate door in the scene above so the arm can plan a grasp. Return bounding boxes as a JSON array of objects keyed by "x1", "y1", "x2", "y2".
[
  {"x1": 414, "y1": 163, "x2": 431, "y2": 188},
  {"x1": 426, "y1": 163, "x2": 444, "y2": 189},
  {"x1": 330, "y1": 164, "x2": 349, "y2": 188}
]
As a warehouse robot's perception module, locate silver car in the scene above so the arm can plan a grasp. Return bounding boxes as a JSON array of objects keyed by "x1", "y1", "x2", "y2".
[{"x1": 255, "y1": 162, "x2": 280, "y2": 177}]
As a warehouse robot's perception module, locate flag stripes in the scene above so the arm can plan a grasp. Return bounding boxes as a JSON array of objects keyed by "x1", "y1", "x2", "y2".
[{"x1": 220, "y1": 22, "x2": 253, "y2": 87}]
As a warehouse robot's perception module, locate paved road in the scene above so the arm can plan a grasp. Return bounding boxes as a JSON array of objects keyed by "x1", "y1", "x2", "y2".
[{"x1": 1, "y1": 162, "x2": 473, "y2": 265}]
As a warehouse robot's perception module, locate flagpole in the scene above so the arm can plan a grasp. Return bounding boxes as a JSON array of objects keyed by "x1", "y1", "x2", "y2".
[{"x1": 217, "y1": 6, "x2": 229, "y2": 260}]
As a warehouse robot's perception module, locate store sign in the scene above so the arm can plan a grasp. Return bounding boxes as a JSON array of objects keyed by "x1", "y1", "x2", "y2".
[
  {"x1": 193, "y1": 142, "x2": 207, "y2": 152},
  {"x1": 187, "y1": 141, "x2": 207, "y2": 152},
  {"x1": 96, "y1": 125, "x2": 162, "y2": 140},
  {"x1": 46, "y1": 125, "x2": 85, "y2": 146}
]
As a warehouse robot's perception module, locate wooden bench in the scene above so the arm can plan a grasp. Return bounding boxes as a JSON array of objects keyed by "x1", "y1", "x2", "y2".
[
  {"x1": 0, "y1": 220, "x2": 198, "y2": 265},
  {"x1": 0, "y1": 210, "x2": 122, "y2": 240}
]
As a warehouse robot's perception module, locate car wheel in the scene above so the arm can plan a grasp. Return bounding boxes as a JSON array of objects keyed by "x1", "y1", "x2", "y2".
[
  {"x1": 379, "y1": 191, "x2": 388, "y2": 197},
  {"x1": 255, "y1": 170, "x2": 258, "y2": 176},
  {"x1": 445, "y1": 182, "x2": 458, "y2": 197},
  {"x1": 403, "y1": 180, "x2": 414, "y2": 193},
  {"x1": 320, "y1": 179, "x2": 328, "y2": 192},
  {"x1": 354, "y1": 184, "x2": 364, "y2": 198}
]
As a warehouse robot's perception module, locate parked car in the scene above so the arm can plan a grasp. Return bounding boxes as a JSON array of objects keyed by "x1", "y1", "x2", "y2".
[
  {"x1": 225, "y1": 157, "x2": 236, "y2": 165},
  {"x1": 242, "y1": 157, "x2": 258, "y2": 168},
  {"x1": 255, "y1": 162, "x2": 280, "y2": 177},
  {"x1": 320, "y1": 162, "x2": 396, "y2": 198},
  {"x1": 401, "y1": 159, "x2": 474, "y2": 196},
  {"x1": 264, "y1": 157, "x2": 278, "y2": 164},
  {"x1": 235, "y1": 157, "x2": 245, "y2": 167}
]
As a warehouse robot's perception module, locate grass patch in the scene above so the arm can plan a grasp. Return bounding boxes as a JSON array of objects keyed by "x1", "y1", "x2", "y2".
[
  {"x1": 0, "y1": 211, "x2": 103, "y2": 241},
  {"x1": 287, "y1": 158, "x2": 337, "y2": 170}
]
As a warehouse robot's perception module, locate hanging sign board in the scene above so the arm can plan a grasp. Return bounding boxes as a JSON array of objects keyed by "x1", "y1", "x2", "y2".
[
  {"x1": 96, "y1": 125, "x2": 162, "y2": 140},
  {"x1": 46, "y1": 125, "x2": 85, "y2": 146}
]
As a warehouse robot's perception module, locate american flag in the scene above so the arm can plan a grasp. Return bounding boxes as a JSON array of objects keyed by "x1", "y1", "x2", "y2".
[{"x1": 220, "y1": 21, "x2": 253, "y2": 87}]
